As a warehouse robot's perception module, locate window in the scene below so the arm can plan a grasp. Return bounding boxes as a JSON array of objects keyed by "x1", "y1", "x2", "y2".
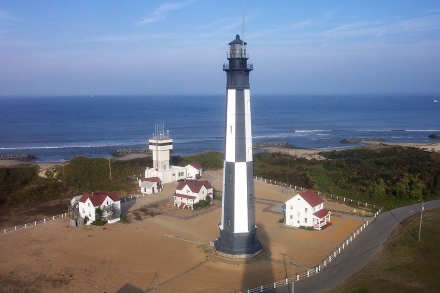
[
  {"x1": 82, "y1": 209, "x2": 85, "y2": 213},
  {"x1": 228, "y1": 172, "x2": 232, "y2": 181},
  {"x1": 305, "y1": 208, "x2": 308, "y2": 213},
  {"x1": 88, "y1": 203, "x2": 90, "y2": 207},
  {"x1": 297, "y1": 212, "x2": 300, "y2": 218},
  {"x1": 297, "y1": 220, "x2": 300, "y2": 224},
  {"x1": 230, "y1": 125, "x2": 233, "y2": 133},
  {"x1": 304, "y1": 218, "x2": 307, "y2": 223},
  {"x1": 290, "y1": 205, "x2": 293, "y2": 210},
  {"x1": 290, "y1": 215, "x2": 293, "y2": 219}
]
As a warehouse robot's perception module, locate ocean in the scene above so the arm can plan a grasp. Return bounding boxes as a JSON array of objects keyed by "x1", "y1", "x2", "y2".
[{"x1": 0, "y1": 94, "x2": 439, "y2": 162}]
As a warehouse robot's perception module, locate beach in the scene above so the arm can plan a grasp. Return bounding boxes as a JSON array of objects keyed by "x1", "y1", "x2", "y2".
[
  {"x1": 1, "y1": 142, "x2": 439, "y2": 169},
  {"x1": 262, "y1": 141, "x2": 440, "y2": 160}
]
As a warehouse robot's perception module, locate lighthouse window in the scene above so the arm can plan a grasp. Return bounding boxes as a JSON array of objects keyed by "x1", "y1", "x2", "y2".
[
  {"x1": 228, "y1": 172, "x2": 232, "y2": 181},
  {"x1": 230, "y1": 125, "x2": 233, "y2": 133},
  {"x1": 228, "y1": 219, "x2": 231, "y2": 227}
]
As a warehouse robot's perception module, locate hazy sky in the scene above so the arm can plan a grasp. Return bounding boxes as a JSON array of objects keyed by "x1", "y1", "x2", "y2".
[{"x1": 1, "y1": 1, "x2": 439, "y2": 96}]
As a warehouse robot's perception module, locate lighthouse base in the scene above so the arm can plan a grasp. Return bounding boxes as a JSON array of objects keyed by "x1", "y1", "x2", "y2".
[{"x1": 214, "y1": 229, "x2": 263, "y2": 259}]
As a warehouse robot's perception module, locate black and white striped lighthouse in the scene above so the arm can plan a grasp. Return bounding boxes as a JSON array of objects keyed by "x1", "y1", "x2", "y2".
[{"x1": 215, "y1": 34, "x2": 263, "y2": 258}]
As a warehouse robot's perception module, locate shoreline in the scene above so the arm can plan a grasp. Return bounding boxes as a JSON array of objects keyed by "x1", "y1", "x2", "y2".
[
  {"x1": 0, "y1": 153, "x2": 151, "y2": 170},
  {"x1": 1, "y1": 142, "x2": 439, "y2": 169}
]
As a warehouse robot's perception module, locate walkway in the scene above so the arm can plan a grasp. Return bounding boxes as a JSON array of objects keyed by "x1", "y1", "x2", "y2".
[{"x1": 268, "y1": 200, "x2": 440, "y2": 293}]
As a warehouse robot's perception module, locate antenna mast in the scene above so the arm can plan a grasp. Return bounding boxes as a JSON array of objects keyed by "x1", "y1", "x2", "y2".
[{"x1": 241, "y1": 0, "x2": 245, "y2": 45}]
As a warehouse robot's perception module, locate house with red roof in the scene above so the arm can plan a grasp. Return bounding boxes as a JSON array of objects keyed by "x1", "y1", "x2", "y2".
[
  {"x1": 185, "y1": 162, "x2": 203, "y2": 179},
  {"x1": 78, "y1": 190, "x2": 121, "y2": 224},
  {"x1": 173, "y1": 180, "x2": 213, "y2": 210},
  {"x1": 138, "y1": 177, "x2": 162, "y2": 195},
  {"x1": 285, "y1": 189, "x2": 331, "y2": 230}
]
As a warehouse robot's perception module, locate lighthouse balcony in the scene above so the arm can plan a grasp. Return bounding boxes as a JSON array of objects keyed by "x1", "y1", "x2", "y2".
[{"x1": 223, "y1": 63, "x2": 253, "y2": 70}]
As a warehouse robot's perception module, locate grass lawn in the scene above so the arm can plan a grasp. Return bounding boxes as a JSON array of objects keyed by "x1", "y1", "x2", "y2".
[{"x1": 327, "y1": 208, "x2": 440, "y2": 293}]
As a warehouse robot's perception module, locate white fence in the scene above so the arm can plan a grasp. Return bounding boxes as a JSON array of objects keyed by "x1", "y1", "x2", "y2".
[
  {"x1": 241, "y1": 176, "x2": 384, "y2": 292},
  {"x1": 1, "y1": 213, "x2": 68, "y2": 235},
  {"x1": 254, "y1": 176, "x2": 383, "y2": 215},
  {"x1": 238, "y1": 221, "x2": 372, "y2": 293}
]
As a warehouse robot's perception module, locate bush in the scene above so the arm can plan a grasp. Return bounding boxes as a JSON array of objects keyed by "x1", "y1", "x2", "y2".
[{"x1": 91, "y1": 219, "x2": 107, "y2": 226}]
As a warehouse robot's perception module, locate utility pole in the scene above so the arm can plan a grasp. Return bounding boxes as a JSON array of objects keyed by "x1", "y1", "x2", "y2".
[
  {"x1": 288, "y1": 261, "x2": 299, "y2": 293},
  {"x1": 418, "y1": 201, "x2": 426, "y2": 242},
  {"x1": 108, "y1": 155, "x2": 112, "y2": 180}
]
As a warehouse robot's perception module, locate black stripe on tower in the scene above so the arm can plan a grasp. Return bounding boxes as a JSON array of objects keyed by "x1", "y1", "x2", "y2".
[
  {"x1": 226, "y1": 71, "x2": 250, "y2": 89},
  {"x1": 223, "y1": 161, "x2": 236, "y2": 232},
  {"x1": 234, "y1": 89, "x2": 247, "y2": 162},
  {"x1": 246, "y1": 161, "x2": 256, "y2": 231}
]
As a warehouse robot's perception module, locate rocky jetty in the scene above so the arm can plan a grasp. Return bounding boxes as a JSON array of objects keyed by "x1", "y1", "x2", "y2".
[
  {"x1": 111, "y1": 148, "x2": 152, "y2": 157},
  {"x1": 252, "y1": 141, "x2": 295, "y2": 149},
  {"x1": 428, "y1": 134, "x2": 440, "y2": 139},
  {"x1": 0, "y1": 153, "x2": 37, "y2": 161},
  {"x1": 340, "y1": 138, "x2": 386, "y2": 144}
]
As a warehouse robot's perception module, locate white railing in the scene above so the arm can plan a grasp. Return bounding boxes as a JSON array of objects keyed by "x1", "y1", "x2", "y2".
[
  {"x1": 238, "y1": 220, "x2": 372, "y2": 293},
  {"x1": 241, "y1": 176, "x2": 384, "y2": 292},
  {"x1": 254, "y1": 176, "x2": 383, "y2": 215},
  {"x1": 1, "y1": 213, "x2": 68, "y2": 235}
]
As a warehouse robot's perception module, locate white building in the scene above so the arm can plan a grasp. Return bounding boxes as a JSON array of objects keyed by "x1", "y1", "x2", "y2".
[
  {"x1": 144, "y1": 125, "x2": 205, "y2": 183},
  {"x1": 173, "y1": 180, "x2": 213, "y2": 209},
  {"x1": 285, "y1": 189, "x2": 331, "y2": 230},
  {"x1": 185, "y1": 162, "x2": 203, "y2": 179},
  {"x1": 139, "y1": 177, "x2": 162, "y2": 194},
  {"x1": 78, "y1": 191, "x2": 121, "y2": 224}
]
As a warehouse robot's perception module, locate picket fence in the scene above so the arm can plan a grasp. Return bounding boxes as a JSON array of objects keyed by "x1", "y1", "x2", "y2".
[
  {"x1": 238, "y1": 221, "x2": 371, "y2": 293},
  {"x1": 236, "y1": 176, "x2": 384, "y2": 293},
  {"x1": 1, "y1": 213, "x2": 68, "y2": 235}
]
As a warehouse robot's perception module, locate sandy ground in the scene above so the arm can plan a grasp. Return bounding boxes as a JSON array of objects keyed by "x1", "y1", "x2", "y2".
[
  {"x1": 261, "y1": 141, "x2": 440, "y2": 160},
  {"x1": 0, "y1": 143, "x2": 435, "y2": 292},
  {"x1": 0, "y1": 168, "x2": 368, "y2": 293}
]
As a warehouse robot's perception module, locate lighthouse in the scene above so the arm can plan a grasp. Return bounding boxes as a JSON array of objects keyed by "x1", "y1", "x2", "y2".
[{"x1": 215, "y1": 35, "x2": 263, "y2": 258}]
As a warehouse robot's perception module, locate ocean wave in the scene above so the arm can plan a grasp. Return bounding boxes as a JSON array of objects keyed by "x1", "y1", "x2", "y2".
[
  {"x1": 294, "y1": 130, "x2": 332, "y2": 133},
  {"x1": 0, "y1": 141, "x2": 143, "y2": 150},
  {"x1": 357, "y1": 129, "x2": 440, "y2": 132}
]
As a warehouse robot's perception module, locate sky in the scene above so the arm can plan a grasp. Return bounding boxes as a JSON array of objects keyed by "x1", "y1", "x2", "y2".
[{"x1": 1, "y1": 0, "x2": 439, "y2": 96}]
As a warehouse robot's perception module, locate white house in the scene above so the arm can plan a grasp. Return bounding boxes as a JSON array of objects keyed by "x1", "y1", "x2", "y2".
[
  {"x1": 285, "y1": 189, "x2": 331, "y2": 230},
  {"x1": 139, "y1": 177, "x2": 162, "y2": 194},
  {"x1": 78, "y1": 190, "x2": 121, "y2": 224},
  {"x1": 173, "y1": 180, "x2": 213, "y2": 209},
  {"x1": 185, "y1": 162, "x2": 203, "y2": 179}
]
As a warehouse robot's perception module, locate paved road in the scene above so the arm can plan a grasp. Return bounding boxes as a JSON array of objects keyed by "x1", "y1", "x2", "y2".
[{"x1": 268, "y1": 200, "x2": 440, "y2": 293}]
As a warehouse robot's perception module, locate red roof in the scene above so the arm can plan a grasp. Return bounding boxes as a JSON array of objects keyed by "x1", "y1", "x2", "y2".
[
  {"x1": 174, "y1": 193, "x2": 196, "y2": 200},
  {"x1": 176, "y1": 180, "x2": 212, "y2": 193},
  {"x1": 189, "y1": 162, "x2": 202, "y2": 170},
  {"x1": 79, "y1": 190, "x2": 120, "y2": 207},
  {"x1": 299, "y1": 189, "x2": 324, "y2": 207},
  {"x1": 141, "y1": 177, "x2": 161, "y2": 183},
  {"x1": 313, "y1": 208, "x2": 330, "y2": 218}
]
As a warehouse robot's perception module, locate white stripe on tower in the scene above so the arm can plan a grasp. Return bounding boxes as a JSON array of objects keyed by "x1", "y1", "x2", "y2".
[
  {"x1": 234, "y1": 162, "x2": 248, "y2": 232},
  {"x1": 225, "y1": 89, "x2": 236, "y2": 162}
]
